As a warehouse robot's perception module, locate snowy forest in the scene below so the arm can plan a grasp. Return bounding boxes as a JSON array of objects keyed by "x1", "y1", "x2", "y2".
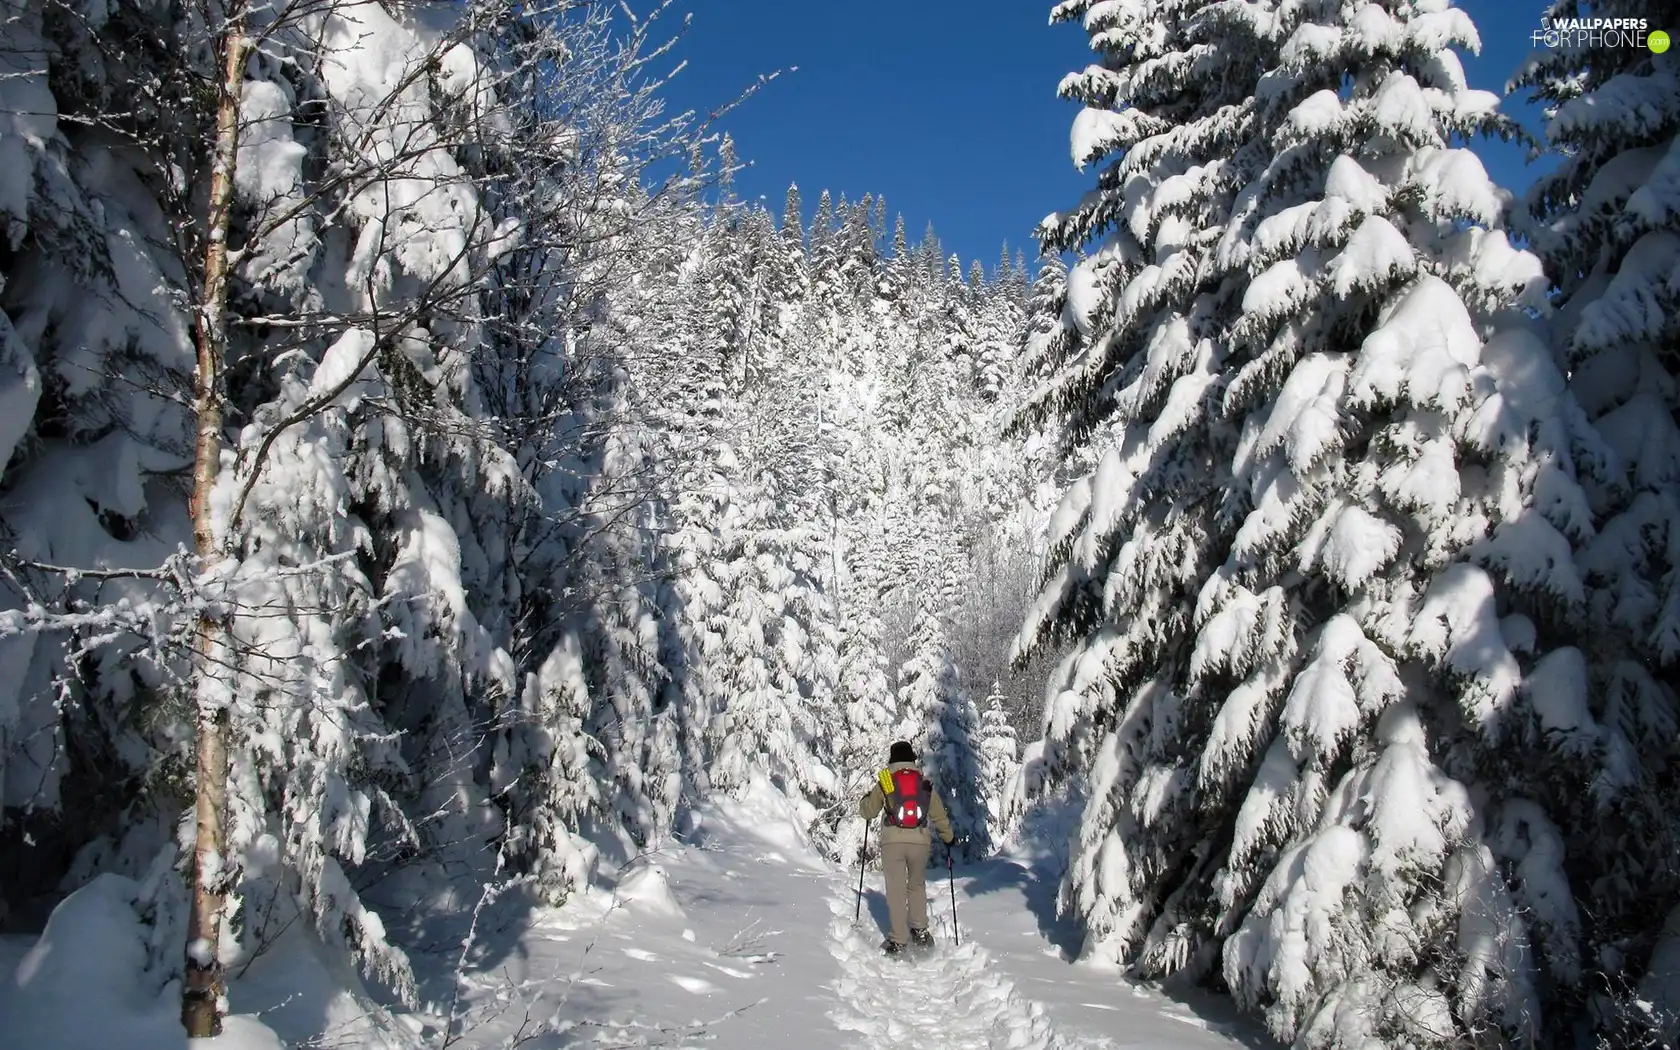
[{"x1": 1, "y1": 0, "x2": 1678, "y2": 1047}]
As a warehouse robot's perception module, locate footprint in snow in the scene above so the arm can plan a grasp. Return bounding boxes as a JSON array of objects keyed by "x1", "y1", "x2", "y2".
[{"x1": 824, "y1": 883, "x2": 1097, "y2": 1050}]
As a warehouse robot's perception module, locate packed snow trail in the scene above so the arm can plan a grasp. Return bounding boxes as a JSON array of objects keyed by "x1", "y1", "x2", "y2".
[
  {"x1": 827, "y1": 881, "x2": 1084, "y2": 1049},
  {"x1": 0, "y1": 783, "x2": 1269, "y2": 1049}
]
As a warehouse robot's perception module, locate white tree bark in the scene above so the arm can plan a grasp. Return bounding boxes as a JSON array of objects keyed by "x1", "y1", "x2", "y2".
[{"x1": 181, "y1": 1, "x2": 247, "y2": 1035}]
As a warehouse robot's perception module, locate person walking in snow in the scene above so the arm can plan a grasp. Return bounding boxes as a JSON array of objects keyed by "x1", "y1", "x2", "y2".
[{"x1": 860, "y1": 740, "x2": 956, "y2": 955}]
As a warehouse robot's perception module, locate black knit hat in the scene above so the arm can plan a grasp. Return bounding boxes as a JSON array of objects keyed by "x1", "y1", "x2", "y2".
[{"x1": 888, "y1": 740, "x2": 917, "y2": 764}]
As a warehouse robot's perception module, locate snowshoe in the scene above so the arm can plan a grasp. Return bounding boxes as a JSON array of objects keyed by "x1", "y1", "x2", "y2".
[
  {"x1": 881, "y1": 938, "x2": 906, "y2": 957},
  {"x1": 909, "y1": 927, "x2": 935, "y2": 952}
]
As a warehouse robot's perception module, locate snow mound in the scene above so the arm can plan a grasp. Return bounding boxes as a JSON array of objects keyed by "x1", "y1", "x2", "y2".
[
  {"x1": 228, "y1": 892, "x2": 425, "y2": 1050},
  {"x1": 614, "y1": 860, "x2": 686, "y2": 918},
  {"x1": 697, "y1": 772, "x2": 829, "y2": 870},
  {"x1": 0, "y1": 874, "x2": 286, "y2": 1050}
]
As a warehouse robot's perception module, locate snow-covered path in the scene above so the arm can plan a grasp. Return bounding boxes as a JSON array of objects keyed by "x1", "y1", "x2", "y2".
[
  {"x1": 0, "y1": 789, "x2": 1271, "y2": 1049},
  {"x1": 413, "y1": 784, "x2": 1270, "y2": 1049},
  {"x1": 827, "y1": 878, "x2": 1074, "y2": 1049},
  {"x1": 826, "y1": 845, "x2": 1265, "y2": 1050}
]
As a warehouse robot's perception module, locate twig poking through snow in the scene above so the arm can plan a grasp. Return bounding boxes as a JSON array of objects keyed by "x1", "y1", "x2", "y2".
[{"x1": 714, "y1": 915, "x2": 782, "y2": 964}]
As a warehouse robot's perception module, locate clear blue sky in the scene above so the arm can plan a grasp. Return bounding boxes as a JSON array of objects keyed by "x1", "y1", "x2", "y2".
[{"x1": 653, "y1": 0, "x2": 1557, "y2": 271}]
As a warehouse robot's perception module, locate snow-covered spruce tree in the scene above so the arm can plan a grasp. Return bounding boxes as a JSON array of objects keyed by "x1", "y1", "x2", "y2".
[
  {"x1": 978, "y1": 684, "x2": 1021, "y2": 839},
  {"x1": 781, "y1": 182, "x2": 806, "y2": 260},
  {"x1": 812, "y1": 367, "x2": 898, "y2": 823},
  {"x1": 809, "y1": 189, "x2": 840, "y2": 303},
  {"x1": 1016, "y1": 0, "x2": 1600, "y2": 1043},
  {"x1": 775, "y1": 503, "x2": 847, "y2": 846},
  {"x1": 706, "y1": 485, "x2": 839, "y2": 804},
  {"x1": 833, "y1": 605, "x2": 894, "y2": 776},
  {"x1": 868, "y1": 212, "x2": 908, "y2": 310},
  {"x1": 654, "y1": 246, "x2": 739, "y2": 811},
  {"x1": 1512, "y1": 6, "x2": 1680, "y2": 1040},
  {"x1": 919, "y1": 220, "x2": 945, "y2": 286},
  {"x1": 739, "y1": 205, "x2": 794, "y2": 385},
  {"x1": 896, "y1": 597, "x2": 988, "y2": 854},
  {"x1": 838, "y1": 191, "x2": 881, "y2": 301},
  {"x1": 207, "y1": 1, "x2": 549, "y2": 1002},
  {"x1": 701, "y1": 143, "x2": 753, "y2": 383},
  {"x1": 648, "y1": 169, "x2": 757, "y2": 801},
  {"x1": 1018, "y1": 253, "x2": 1070, "y2": 388},
  {"x1": 817, "y1": 417, "x2": 894, "y2": 861},
  {"x1": 585, "y1": 485, "x2": 684, "y2": 849},
  {"x1": 974, "y1": 263, "x2": 1019, "y2": 402},
  {"x1": 0, "y1": 0, "x2": 199, "y2": 928},
  {"x1": 478, "y1": 7, "x2": 723, "y2": 898}
]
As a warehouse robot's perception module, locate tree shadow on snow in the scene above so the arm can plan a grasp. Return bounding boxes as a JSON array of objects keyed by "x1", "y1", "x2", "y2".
[
  {"x1": 958, "y1": 857, "x2": 1279, "y2": 1047},
  {"x1": 524, "y1": 982, "x2": 644, "y2": 1049},
  {"x1": 1152, "y1": 979, "x2": 1283, "y2": 1050},
  {"x1": 958, "y1": 855, "x2": 1083, "y2": 960},
  {"x1": 358, "y1": 861, "x2": 545, "y2": 1022}
]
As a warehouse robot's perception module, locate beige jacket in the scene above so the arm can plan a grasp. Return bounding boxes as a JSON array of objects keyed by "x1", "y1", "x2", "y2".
[{"x1": 860, "y1": 761, "x2": 955, "y2": 846}]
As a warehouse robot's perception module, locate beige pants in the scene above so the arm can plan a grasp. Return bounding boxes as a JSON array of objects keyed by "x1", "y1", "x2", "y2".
[{"x1": 880, "y1": 838, "x2": 931, "y2": 944}]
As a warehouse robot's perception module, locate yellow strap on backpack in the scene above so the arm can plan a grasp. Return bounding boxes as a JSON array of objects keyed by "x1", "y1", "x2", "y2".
[{"x1": 877, "y1": 768, "x2": 895, "y2": 796}]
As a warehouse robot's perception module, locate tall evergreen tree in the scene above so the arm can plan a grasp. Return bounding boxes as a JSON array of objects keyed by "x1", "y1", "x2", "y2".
[
  {"x1": 978, "y1": 685, "x2": 1021, "y2": 839},
  {"x1": 1017, "y1": 0, "x2": 1598, "y2": 1044},
  {"x1": 781, "y1": 183, "x2": 805, "y2": 248},
  {"x1": 920, "y1": 220, "x2": 944, "y2": 285},
  {"x1": 810, "y1": 189, "x2": 835, "y2": 251},
  {"x1": 810, "y1": 190, "x2": 842, "y2": 299},
  {"x1": 997, "y1": 242, "x2": 1016, "y2": 289},
  {"x1": 1513, "y1": 5, "x2": 1680, "y2": 1040},
  {"x1": 896, "y1": 598, "x2": 988, "y2": 852}
]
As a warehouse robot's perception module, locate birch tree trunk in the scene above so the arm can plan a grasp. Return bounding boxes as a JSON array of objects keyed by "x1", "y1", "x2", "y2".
[{"x1": 181, "y1": 1, "x2": 247, "y2": 1036}]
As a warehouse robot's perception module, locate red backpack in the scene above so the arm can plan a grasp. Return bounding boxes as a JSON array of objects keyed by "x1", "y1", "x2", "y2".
[{"x1": 880, "y1": 767, "x2": 932, "y2": 829}]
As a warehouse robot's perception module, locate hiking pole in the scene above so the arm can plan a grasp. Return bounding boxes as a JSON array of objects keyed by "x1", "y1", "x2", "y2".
[
  {"x1": 947, "y1": 839, "x2": 960, "y2": 947},
  {"x1": 854, "y1": 819, "x2": 869, "y2": 923}
]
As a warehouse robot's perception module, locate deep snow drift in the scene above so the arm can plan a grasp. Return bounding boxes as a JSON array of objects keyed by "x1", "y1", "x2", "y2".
[{"x1": 0, "y1": 784, "x2": 1267, "y2": 1048}]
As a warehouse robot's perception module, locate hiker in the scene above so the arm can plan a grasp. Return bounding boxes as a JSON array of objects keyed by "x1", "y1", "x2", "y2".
[{"x1": 859, "y1": 740, "x2": 956, "y2": 955}]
